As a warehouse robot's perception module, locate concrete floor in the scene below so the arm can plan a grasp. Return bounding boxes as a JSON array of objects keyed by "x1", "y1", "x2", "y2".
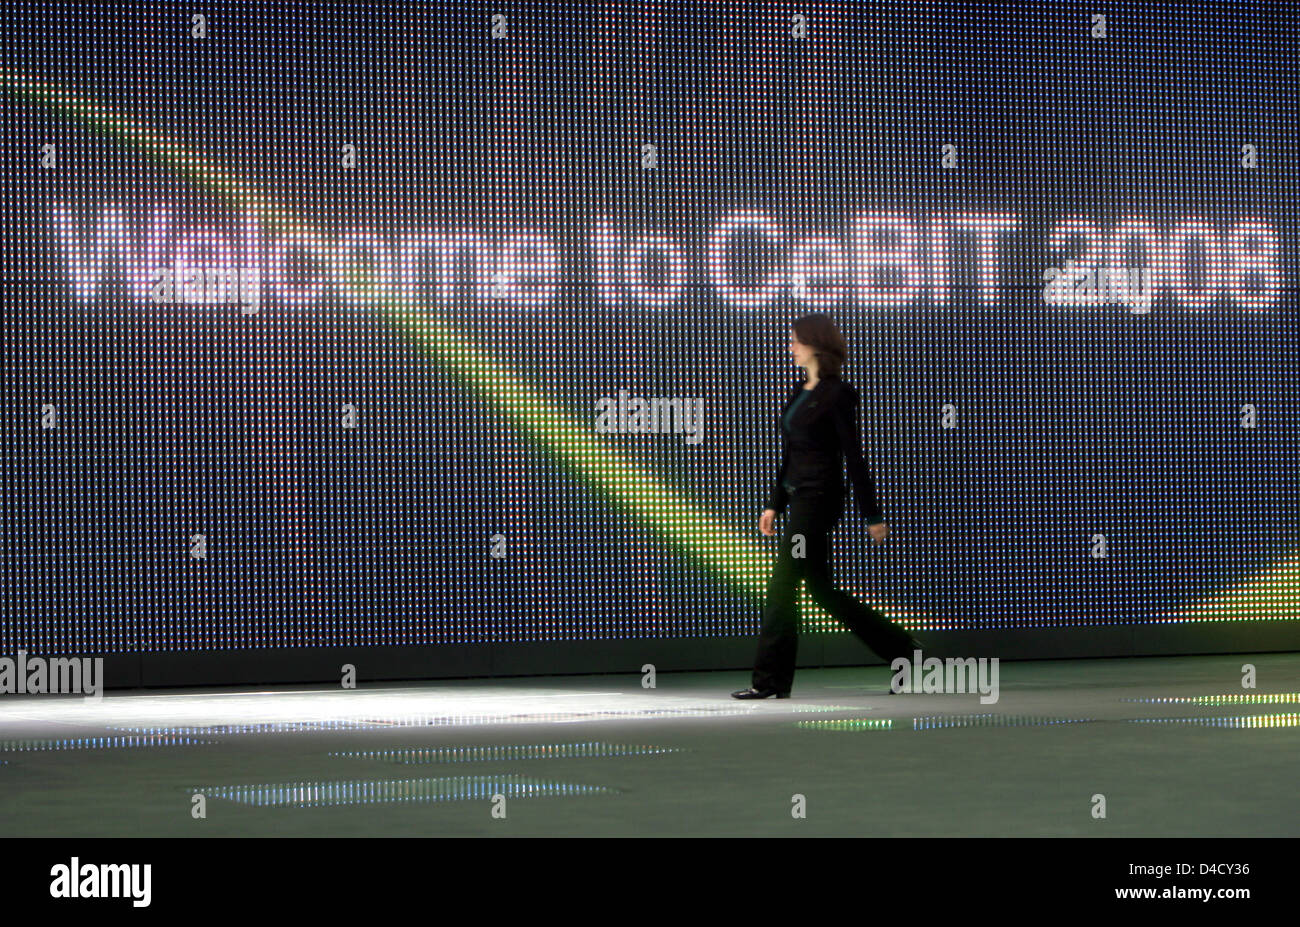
[{"x1": 1, "y1": 653, "x2": 1296, "y2": 836}]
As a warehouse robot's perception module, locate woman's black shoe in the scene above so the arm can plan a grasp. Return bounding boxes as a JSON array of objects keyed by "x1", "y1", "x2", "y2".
[{"x1": 731, "y1": 687, "x2": 790, "y2": 699}]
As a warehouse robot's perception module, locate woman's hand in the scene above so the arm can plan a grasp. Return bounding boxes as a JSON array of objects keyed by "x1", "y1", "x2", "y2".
[
  {"x1": 759, "y1": 509, "x2": 778, "y2": 537},
  {"x1": 868, "y1": 522, "x2": 890, "y2": 544}
]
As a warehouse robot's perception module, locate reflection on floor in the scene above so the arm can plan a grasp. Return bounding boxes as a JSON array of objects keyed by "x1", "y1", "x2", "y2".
[
  {"x1": 1, "y1": 654, "x2": 1296, "y2": 835},
  {"x1": 194, "y1": 775, "x2": 618, "y2": 808},
  {"x1": 330, "y1": 743, "x2": 686, "y2": 763}
]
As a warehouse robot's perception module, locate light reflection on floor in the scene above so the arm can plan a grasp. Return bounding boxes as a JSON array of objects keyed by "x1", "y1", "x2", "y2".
[
  {"x1": 330, "y1": 742, "x2": 686, "y2": 764},
  {"x1": 189, "y1": 775, "x2": 617, "y2": 807},
  {"x1": 0, "y1": 687, "x2": 874, "y2": 737},
  {"x1": 796, "y1": 713, "x2": 1300, "y2": 731},
  {"x1": 0, "y1": 734, "x2": 218, "y2": 751},
  {"x1": 1126, "y1": 712, "x2": 1300, "y2": 728},
  {"x1": 0, "y1": 681, "x2": 780, "y2": 733},
  {"x1": 1121, "y1": 693, "x2": 1300, "y2": 705},
  {"x1": 1, "y1": 657, "x2": 1297, "y2": 835},
  {"x1": 797, "y1": 714, "x2": 1100, "y2": 731}
]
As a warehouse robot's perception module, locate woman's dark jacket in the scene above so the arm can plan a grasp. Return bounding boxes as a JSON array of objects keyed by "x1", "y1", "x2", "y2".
[{"x1": 763, "y1": 372, "x2": 885, "y2": 525}]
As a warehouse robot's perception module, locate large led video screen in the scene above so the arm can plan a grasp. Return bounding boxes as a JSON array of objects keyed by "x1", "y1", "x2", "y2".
[{"x1": 2, "y1": 0, "x2": 1296, "y2": 654}]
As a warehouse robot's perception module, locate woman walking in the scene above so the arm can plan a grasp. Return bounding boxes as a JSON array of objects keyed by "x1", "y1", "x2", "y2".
[{"x1": 732, "y1": 313, "x2": 924, "y2": 699}]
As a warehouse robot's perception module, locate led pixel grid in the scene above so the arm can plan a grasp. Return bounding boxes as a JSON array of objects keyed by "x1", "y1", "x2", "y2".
[{"x1": 1, "y1": 0, "x2": 1296, "y2": 654}]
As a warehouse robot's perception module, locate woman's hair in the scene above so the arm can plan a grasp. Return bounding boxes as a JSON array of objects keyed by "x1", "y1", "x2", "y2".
[{"x1": 791, "y1": 313, "x2": 847, "y2": 378}]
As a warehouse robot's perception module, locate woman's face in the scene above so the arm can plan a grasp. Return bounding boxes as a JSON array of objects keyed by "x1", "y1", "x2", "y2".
[{"x1": 789, "y1": 330, "x2": 814, "y2": 370}]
